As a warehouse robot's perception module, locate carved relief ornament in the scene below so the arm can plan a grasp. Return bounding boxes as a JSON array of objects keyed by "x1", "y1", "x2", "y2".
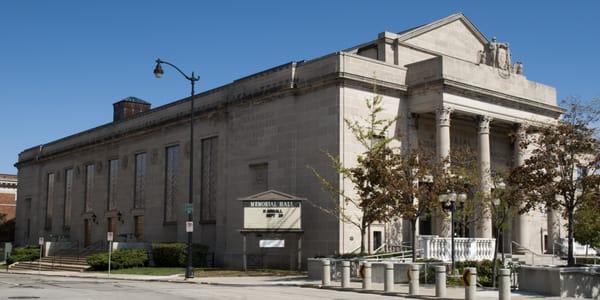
[
  {"x1": 477, "y1": 115, "x2": 493, "y2": 134},
  {"x1": 435, "y1": 105, "x2": 453, "y2": 127}
]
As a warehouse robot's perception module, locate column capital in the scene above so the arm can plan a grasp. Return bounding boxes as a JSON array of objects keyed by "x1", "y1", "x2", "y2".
[
  {"x1": 477, "y1": 115, "x2": 493, "y2": 134},
  {"x1": 435, "y1": 105, "x2": 453, "y2": 127}
]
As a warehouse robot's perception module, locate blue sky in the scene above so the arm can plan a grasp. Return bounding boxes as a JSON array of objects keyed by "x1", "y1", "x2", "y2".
[{"x1": 1, "y1": 1, "x2": 599, "y2": 174}]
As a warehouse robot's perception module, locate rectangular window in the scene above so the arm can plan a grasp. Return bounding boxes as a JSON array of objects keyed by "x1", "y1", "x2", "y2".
[
  {"x1": 164, "y1": 145, "x2": 179, "y2": 223},
  {"x1": 63, "y1": 169, "x2": 73, "y2": 228},
  {"x1": 134, "y1": 216, "x2": 144, "y2": 240},
  {"x1": 249, "y1": 163, "x2": 268, "y2": 193},
  {"x1": 45, "y1": 173, "x2": 55, "y2": 229},
  {"x1": 84, "y1": 164, "x2": 95, "y2": 212},
  {"x1": 134, "y1": 153, "x2": 146, "y2": 209},
  {"x1": 107, "y1": 159, "x2": 119, "y2": 211},
  {"x1": 201, "y1": 137, "x2": 218, "y2": 222}
]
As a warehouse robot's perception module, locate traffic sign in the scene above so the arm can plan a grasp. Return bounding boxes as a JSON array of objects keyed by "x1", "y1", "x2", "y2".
[
  {"x1": 186, "y1": 221, "x2": 194, "y2": 232},
  {"x1": 107, "y1": 232, "x2": 114, "y2": 242},
  {"x1": 184, "y1": 203, "x2": 193, "y2": 214},
  {"x1": 38, "y1": 237, "x2": 44, "y2": 245}
]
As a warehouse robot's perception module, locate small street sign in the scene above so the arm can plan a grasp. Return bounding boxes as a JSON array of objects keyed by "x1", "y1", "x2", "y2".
[
  {"x1": 184, "y1": 203, "x2": 193, "y2": 214},
  {"x1": 186, "y1": 221, "x2": 194, "y2": 233},
  {"x1": 107, "y1": 232, "x2": 114, "y2": 242},
  {"x1": 38, "y1": 237, "x2": 44, "y2": 245}
]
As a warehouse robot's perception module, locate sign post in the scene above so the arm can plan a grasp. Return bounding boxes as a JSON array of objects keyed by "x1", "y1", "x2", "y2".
[
  {"x1": 38, "y1": 237, "x2": 44, "y2": 274},
  {"x1": 107, "y1": 232, "x2": 113, "y2": 277}
]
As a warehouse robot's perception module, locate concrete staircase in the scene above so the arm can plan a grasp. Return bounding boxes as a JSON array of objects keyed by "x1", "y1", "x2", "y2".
[{"x1": 9, "y1": 255, "x2": 91, "y2": 272}]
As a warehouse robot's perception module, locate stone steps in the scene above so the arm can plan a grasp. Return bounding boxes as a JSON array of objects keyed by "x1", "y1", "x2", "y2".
[{"x1": 10, "y1": 261, "x2": 90, "y2": 272}]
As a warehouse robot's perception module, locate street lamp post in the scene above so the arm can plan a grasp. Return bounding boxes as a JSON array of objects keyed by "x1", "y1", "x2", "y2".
[
  {"x1": 153, "y1": 58, "x2": 199, "y2": 279},
  {"x1": 439, "y1": 191, "x2": 467, "y2": 273}
]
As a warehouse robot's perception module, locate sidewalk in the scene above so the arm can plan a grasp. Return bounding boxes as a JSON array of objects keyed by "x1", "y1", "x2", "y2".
[{"x1": 2, "y1": 269, "x2": 567, "y2": 299}]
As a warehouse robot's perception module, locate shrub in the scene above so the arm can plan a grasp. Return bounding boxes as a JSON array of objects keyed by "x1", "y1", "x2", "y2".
[
  {"x1": 152, "y1": 243, "x2": 209, "y2": 267},
  {"x1": 87, "y1": 249, "x2": 149, "y2": 270},
  {"x1": 454, "y1": 259, "x2": 503, "y2": 287},
  {"x1": 7, "y1": 246, "x2": 40, "y2": 264}
]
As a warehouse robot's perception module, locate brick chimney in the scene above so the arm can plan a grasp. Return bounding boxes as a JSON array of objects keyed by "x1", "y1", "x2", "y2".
[{"x1": 113, "y1": 96, "x2": 151, "y2": 122}]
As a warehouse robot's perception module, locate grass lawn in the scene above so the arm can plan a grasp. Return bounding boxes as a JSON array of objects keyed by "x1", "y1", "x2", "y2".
[{"x1": 91, "y1": 267, "x2": 303, "y2": 277}]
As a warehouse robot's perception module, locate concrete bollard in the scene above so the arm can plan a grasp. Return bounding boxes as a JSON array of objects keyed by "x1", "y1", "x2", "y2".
[
  {"x1": 322, "y1": 259, "x2": 331, "y2": 287},
  {"x1": 464, "y1": 267, "x2": 477, "y2": 300},
  {"x1": 409, "y1": 264, "x2": 420, "y2": 295},
  {"x1": 435, "y1": 265, "x2": 447, "y2": 298},
  {"x1": 498, "y1": 268, "x2": 510, "y2": 300},
  {"x1": 362, "y1": 262, "x2": 372, "y2": 290},
  {"x1": 341, "y1": 261, "x2": 350, "y2": 288},
  {"x1": 384, "y1": 263, "x2": 394, "y2": 293}
]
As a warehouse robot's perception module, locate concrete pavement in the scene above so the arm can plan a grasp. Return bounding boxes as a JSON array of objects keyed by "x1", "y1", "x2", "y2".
[{"x1": 0, "y1": 269, "x2": 576, "y2": 299}]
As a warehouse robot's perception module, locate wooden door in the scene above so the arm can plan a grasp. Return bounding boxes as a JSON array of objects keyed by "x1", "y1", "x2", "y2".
[
  {"x1": 84, "y1": 219, "x2": 91, "y2": 247},
  {"x1": 134, "y1": 216, "x2": 144, "y2": 241}
]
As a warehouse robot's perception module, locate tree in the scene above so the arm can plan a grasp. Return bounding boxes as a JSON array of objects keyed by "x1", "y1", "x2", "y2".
[
  {"x1": 573, "y1": 200, "x2": 600, "y2": 253},
  {"x1": 310, "y1": 91, "x2": 396, "y2": 254},
  {"x1": 509, "y1": 98, "x2": 600, "y2": 266}
]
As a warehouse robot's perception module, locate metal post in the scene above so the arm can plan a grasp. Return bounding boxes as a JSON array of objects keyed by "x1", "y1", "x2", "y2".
[
  {"x1": 108, "y1": 241, "x2": 112, "y2": 278},
  {"x1": 384, "y1": 262, "x2": 394, "y2": 293},
  {"x1": 409, "y1": 264, "x2": 419, "y2": 295},
  {"x1": 362, "y1": 261, "x2": 372, "y2": 290},
  {"x1": 341, "y1": 261, "x2": 350, "y2": 288},
  {"x1": 321, "y1": 259, "x2": 331, "y2": 287},
  {"x1": 242, "y1": 233, "x2": 247, "y2": 271},
  {"x1": 185, "y1": 76, "x2": 196, "y2": 279},
  {"x1": 451, "y1": 203, "x2": 456, "y2": 273},
  {"x1": 38, "y1": 244, "x2": 42, "y2": 274},
  {"x1": 435, "y1": 265, "x2": 447, "y2": 298},
  {"x1": 465, "y1": 267, "x2": 477, "y2": 300},
  {"x1": 297, "y1": 235, "x2": 302, "y2": 271},
  {"x1": 499, "y1": 268, "x2": 510, "y2": 300}
]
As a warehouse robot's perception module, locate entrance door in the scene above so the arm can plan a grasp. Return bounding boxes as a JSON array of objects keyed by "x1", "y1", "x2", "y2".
[
  {"x1": 373, "y1": 231, "x2": 383, "y2": 252},
  {"x1": 84, "y1": 219, "x2": 91, "y2": 247}
]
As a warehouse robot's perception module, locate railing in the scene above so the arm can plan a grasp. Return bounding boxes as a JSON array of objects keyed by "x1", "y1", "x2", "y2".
[
  {"x1": 511, "y1": 241, "x2": 559, "y2": 265},
  {"x1": 419, "y1": 235, "x2": 496, "y2": 261}
]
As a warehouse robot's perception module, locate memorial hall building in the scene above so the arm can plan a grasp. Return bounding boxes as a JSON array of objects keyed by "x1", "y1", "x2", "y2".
[{"x1": 15, "y1": 13, "x2": 563, "y2": 268}]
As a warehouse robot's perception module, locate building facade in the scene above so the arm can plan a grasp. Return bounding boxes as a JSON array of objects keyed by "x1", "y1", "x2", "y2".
[
  {"x1": 0, "y1": 174, "x2": 17, "y2": 242},
  {"x1": 15, "y1": 14, "x2": 563, "y2": 268}
]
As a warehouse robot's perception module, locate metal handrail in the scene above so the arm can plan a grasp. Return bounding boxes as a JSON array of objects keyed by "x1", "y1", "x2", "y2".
[{"x1": 512, "y1": 241, "x2": 561, "y2": 265}]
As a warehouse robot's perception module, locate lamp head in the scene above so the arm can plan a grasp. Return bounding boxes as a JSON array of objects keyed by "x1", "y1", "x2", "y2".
[
  {"x1": 153, "y1": 60, "x2": 164, "y2": 78},
  {"x1": 493, "y1": 198, "x2": 501, "y2": 206},
  {"x1": 458, "y1": 193, "x2": 468, "y2": 203}
]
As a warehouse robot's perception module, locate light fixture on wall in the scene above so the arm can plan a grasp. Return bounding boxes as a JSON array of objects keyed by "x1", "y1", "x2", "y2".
[
  {"x1": 91, "y1": 213, "x2": 98, "y2": 225},
  {"x1": 117, "y1": 211, "x2": 124, "y2": 224}
]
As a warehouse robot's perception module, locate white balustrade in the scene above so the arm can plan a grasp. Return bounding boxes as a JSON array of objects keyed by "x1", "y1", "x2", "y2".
[{"x1": 419, "y1": 235, "x2": 496, "y2": 262}]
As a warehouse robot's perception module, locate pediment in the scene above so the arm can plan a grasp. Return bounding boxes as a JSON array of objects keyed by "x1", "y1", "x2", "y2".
[
  {"x1": 238, "y1": 190, "x2": 306, "y2": 201},
  {"x1": 399, "y1": 13, "x2": 487, "y2": 63}
]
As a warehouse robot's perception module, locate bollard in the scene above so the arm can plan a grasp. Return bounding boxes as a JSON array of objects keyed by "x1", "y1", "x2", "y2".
[
  {"x1": 384, "y1": 263, "x2": 394, "y2": 293},
  {"x1": 322, "y1": 259, "x2": 331, "y2": 287},
  {"x1": 409, "y1": 264, "x2": 420, "y2": 295},
  {"x1": 498, "y1": 268, "x2": 510, "y2": 300},
  {"x1": 464, "y1": 267, "x2": 477, "y2": 300},
  {"x1": 435, "y1": 265, "x2": 447, "y2": 298},
  {"x1": 362, "y1": 262, "x2": 372, "y2": 290},
  {"x1": 341, "y1": 261, "x2": 350, "y2": 288}
]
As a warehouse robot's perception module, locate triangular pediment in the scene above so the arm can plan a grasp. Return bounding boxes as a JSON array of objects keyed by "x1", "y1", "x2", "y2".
[
  {"x1": 238, "y1": 190, "x2": 306, "y2": 201},
  {"x1": 399, "y1": 13, "x2": 488, "y2": 63}
]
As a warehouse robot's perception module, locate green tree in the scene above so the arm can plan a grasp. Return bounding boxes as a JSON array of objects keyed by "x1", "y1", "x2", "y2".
[
  {"x1": 310, "y1": 91, "x2": 396, "y2": 254},
  {"x1": 574, "y1": 200, "x2": 600, "y2": 252},
  {"x1": 509, "y1": 98, "x2": 600, "y2": 266}
]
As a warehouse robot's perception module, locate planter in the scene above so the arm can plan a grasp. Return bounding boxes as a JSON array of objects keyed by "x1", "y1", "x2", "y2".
[{"x1": 519, "y1": 265, "x2": 600, "y2": 298}]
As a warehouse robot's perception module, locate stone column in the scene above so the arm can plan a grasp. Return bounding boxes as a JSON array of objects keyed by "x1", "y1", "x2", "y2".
[
  {"x1": 512, "y1": 124, "x2": 527, "y2": 249},
  {"x1": 436, "y1": 105, "x2": 453, "y2": 237},
  {"x1": 322, "y1": 259, "x2": 331, "y2": 287},
  {"x1": 404, "y1": 113, "x2": 420, "y2": 242},
  {"x1": 409, "y1": 264, "x2": 420, "y2": 295},
  {"x1": 477, "y1": 115, "x2": 493, "y2": 238},
  {"x1": 498, "y1": 268, "x2": 511, "y2": 300},
  {"x1": 384, "y1": 263, "x2": 394, "y2": 293},
  {"x1": 435, "y1": 265, "x2": 447, "y2": 298},
  {"x1": 464, "y1": 267, "x2": 477, "y2": 300},
  {"x1": 362, "y1": 262, "x2": 372, "y2": 290}
]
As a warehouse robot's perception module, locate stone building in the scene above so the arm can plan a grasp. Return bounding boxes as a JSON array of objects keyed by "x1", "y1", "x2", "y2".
[
  {"x1": 0, "y1": 174, "x2": 17, "y2": 242},
  {"x1": 15, "y1": 13, "x2": 563, "y2": 268}
]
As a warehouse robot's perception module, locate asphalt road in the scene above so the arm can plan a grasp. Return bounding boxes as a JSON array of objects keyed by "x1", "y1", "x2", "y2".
[{"x1": 0, "y1": 273, "x2": 391, "y2": 300}]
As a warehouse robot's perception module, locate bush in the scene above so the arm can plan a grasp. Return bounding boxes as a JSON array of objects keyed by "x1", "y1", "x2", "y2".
[
  {"x1": 152, "y1": 243, "x2": 209, "y2": 267},
  {"x1": 455, "y1": 259, "x2": 503, "y2": 287},
  {"x1": 87, "y1": 249, "x2": 149, "y2": 270},
  {"x1": 7, "y1": 246, "x2": 40, "y2": 264}
]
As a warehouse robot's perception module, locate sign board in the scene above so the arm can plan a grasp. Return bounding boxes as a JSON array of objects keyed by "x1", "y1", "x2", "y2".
[
  {"x1": 107, "y1": 232, "x2": 114, "y2": 242},
  {"x1": 184, "y1": 203, "x2": 193, "y2": 214},
  {"x1": 38, "y1": 237, "x2": 44, "y2": 245},
  {"x1": 240, "y1": 190, "x2": 304, "y2": 230},
  {"x1": 259, "y1": 239, "x2": 285, "y2": 248},
  {"x1": 185, "y1": 221, "x2": 194, "y2": 233}
]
